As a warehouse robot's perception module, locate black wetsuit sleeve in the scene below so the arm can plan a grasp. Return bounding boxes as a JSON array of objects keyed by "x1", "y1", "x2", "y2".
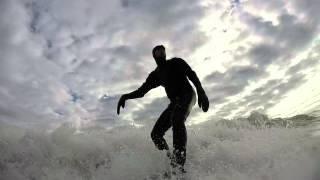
[
  {"x1": 178, "y1": 58, "x2": 205, "y2": 93},
  {"x1": 125, "y1": 71, "x2": 160, "y2": 99},
  {"x1": 177, "y1": 58, "x2": 192, "y2": 75}
]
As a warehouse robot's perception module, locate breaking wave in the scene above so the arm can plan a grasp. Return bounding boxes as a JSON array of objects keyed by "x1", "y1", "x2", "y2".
[{"x1": 0, "y1": 112, "x2": 320, "y2": 180}]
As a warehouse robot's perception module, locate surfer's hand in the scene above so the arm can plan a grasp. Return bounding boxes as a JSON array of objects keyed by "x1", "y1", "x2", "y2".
[
  {"x1": 198, "y1": 90, "x2": 209, "y2": 112},
  {"x1": 117, "y1": 95, "x2": 127, "y2": 115}
]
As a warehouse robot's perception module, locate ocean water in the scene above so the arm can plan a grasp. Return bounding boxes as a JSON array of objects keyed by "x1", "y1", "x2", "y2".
[{"x1": 0, "y1": 113, "x2": 320, "y2": 180}]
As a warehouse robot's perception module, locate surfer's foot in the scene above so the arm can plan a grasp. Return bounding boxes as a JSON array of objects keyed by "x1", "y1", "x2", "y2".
[
  {"x1": 166, "y1": 150, "x2": 173, "y2": 159},
  {"x1": 171, "y1": 164, "x2": 186, "y2": 175},
  {"x1": 162, "y1": 170, "x2": 172, "y2": 179},
  {"x1": 175, "y1": 167, "x2": 186, "y2": 174}
]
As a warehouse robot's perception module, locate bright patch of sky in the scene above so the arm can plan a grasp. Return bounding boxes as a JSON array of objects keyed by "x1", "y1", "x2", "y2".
[{"x1": 0, "y1": 0, "x2": 319, "y2": 128}]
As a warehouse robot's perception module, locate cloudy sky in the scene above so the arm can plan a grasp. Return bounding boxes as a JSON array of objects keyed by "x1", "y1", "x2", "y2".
[{"x1": 0, "y1": 0, "x2": 320, "y2": 128}]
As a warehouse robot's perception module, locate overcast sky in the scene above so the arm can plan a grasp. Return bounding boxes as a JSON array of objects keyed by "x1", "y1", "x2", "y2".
[{"x1": 0, "y1": 0, "x2": 320, "y2": 128}]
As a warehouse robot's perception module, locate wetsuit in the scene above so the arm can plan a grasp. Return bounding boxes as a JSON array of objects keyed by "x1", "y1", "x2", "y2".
[{"x1": 124, "y1": 57, "x2": 203, "y2": 169}]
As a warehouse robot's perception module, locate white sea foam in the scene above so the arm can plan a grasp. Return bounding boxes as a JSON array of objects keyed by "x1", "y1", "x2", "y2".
[{"x1": 0, "y1": 114, "x2": 319, "y2": 180}]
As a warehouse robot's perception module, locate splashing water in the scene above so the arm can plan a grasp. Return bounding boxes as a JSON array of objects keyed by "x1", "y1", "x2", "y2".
[{"x1": 0, "y1": 114, "x2": 320, "y2": 180}]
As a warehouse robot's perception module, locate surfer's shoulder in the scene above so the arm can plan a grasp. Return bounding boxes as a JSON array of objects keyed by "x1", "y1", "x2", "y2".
[{"x1": 169, "y1": 57, "x2": 184, "y2": 62}]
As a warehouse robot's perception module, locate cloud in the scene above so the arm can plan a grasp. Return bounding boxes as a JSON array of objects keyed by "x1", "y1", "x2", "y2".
[
  {"x1": 202, "y1": 0, "x2": 320, "y2": 118},
  {"x1": 0, "y1": 0, "x2": 211, "y2": 127},
  {"x1": 131, "y1": 97, "x2": 169, "y2": 124},
  {"x1": 204, "y1": 65, "x2": 266, "y2": 100},
  {"x1": 248, "y1": 44, "x2": 281, "y2": 67},
  {"x1": 291, "y1": 0, "x2": 320, "y2": 23},
  {"x1": 243, "y1": 12, "x2": 316, "y2": 48},
  {"x1": 1, "y1": 0, "x2": 319, "y2": 127},
  {"x1": 286, "y1": 58, "x2": 318, "y2": 75},
  {"x1": 236, "y1": 11, "x2": 317, "y2": 70},
  {"x1": 0, "y1": 0, "x2": 73, "y2": 124},
  {"x1": 227, "y1": 73, "x2": 307, "y2": 117}
]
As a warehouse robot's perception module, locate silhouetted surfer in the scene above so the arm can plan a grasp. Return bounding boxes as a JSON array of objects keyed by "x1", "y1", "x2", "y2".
[{"x1": 117, "y1": 45, "x2": 209, "y2": 174}]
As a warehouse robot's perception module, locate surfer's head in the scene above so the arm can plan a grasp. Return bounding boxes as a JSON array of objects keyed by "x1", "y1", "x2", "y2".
[{"x1": 152, "y1": 45, "x2": 166, "y2": 67}]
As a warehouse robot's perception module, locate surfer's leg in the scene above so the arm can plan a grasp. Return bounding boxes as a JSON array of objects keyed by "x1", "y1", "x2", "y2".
[
  {"x1": 171, "y1": 105, "x2": 188, "y2": 169},
  {"x1": 151, "y1": 107, "x2": 172, "y2": 151},
  {"x1": 171, "y1": 94, "x2": 196, "y2": 170}
]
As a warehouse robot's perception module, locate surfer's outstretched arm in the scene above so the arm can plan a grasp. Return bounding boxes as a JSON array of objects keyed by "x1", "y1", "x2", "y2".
[
  {"x1": 117, "y1": 71, "x2": 160, "y2": 115},
  {"x1": 187, "y1": 70, "x2": 205, "y2": 94},
  {"x1": 187, "y1": 69, "x2": 209, "y2": 112},
  {"x1": 178, "y1": 59, "x2": 209, "y2": 112}
]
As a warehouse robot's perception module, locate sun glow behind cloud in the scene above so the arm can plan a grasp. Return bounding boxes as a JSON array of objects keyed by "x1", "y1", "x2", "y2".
[
  {"x1": 0, "y1": 0, "x2": 319, "y2": 128},
  {"x1": 186, "y1": 0, "x2": 320, "y2": 123}
]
